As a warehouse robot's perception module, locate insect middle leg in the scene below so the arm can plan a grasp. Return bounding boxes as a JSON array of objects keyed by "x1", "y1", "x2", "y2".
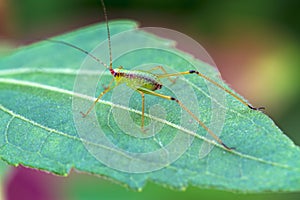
[
  {"x1": 140, "y1": 89, "x2": 233, "y2": 150},
  {"x1": 137, "y1": 91, "x2": 146, "y2": 131}
]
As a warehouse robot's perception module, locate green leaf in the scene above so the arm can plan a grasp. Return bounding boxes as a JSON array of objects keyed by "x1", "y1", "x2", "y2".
[{"x1": 0, "y1": 20, "x2": 299, "y2": 192}]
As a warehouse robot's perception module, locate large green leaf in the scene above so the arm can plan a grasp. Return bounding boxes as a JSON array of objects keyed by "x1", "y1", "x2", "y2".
[{"x1": 0, "y1": 20, "x2": 299, "y2": 192}]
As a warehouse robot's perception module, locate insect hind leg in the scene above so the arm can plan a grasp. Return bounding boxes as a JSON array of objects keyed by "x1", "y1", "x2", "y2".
[
  {"x1": 149, "y1": 66, "x2": 178, "y2": 85},
  {"x1": 188, "y1": 70, "x2": 265, "y2": 111},
  {"x1": 157, "y1": 70, "x2": 265, "y2": 111},
  {"x1": 140, "y1": 88, "x2": 234, "y2": 150}
]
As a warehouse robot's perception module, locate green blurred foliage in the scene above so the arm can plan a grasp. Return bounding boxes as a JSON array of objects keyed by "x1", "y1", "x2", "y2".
[
  {"x1": 3, "y1": 0, "x2": 300, "y2": 199},
  {"x1": 65, "y1": 173, "x2": 300, "y2": 200},
  {"x1": 8, "y1": 0, "x2": 300, "y2": 41}
]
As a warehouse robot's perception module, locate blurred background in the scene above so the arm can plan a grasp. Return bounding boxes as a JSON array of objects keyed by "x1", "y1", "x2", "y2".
[{"x1": 1, "y1": 0, "x2": 300, "y2": 199}]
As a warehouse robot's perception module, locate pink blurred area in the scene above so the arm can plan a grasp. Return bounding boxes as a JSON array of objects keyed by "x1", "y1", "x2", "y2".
[{"x1": 4, "y1": 166, "x2": 61, "y2": 200}]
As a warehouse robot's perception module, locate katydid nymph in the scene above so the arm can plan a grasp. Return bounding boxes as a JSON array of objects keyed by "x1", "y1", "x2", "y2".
[{"x1": 49, "y1": 0, "x2": 264, "y2": 150}]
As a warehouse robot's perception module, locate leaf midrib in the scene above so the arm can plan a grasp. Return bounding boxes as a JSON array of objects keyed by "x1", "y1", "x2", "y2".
[{"x1": 0, "y1": 68, "x2": 102, "y2": 76}]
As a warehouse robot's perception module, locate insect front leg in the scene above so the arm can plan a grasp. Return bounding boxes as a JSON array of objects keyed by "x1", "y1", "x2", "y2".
[{"x1": 81, "y1": 78, "x2": 116, "y2": 118}]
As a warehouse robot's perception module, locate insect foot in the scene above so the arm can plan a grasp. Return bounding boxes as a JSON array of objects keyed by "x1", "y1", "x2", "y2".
[{"x1": 80, "y1": 111, "x2": 87, "y2": 118}]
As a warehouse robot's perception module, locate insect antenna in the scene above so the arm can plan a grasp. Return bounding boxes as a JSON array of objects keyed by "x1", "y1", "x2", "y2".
[
  {"x1": 44, "y1": 0, "x2": 115, "y2": 71},
  {"x1": 45, "y1": 39, "x2": 110, "y2": 69},
  {"x1": 100, "y1": 0, "x2": 113, "y2": 70}
]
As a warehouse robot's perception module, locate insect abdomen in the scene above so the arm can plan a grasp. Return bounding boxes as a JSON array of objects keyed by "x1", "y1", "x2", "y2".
[{"x1": 114, "y1": 69, "x2": 162, "y2": 91}]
